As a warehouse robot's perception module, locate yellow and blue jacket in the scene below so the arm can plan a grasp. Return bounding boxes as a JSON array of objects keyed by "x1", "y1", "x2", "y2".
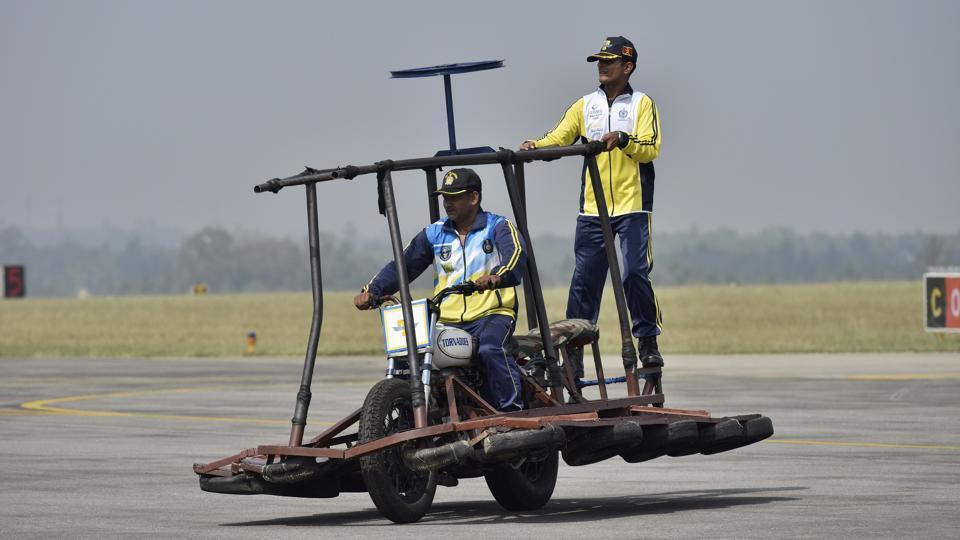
[
  {"x1": 534, "y1": 84, "x2": 661, "y2": 216},
  {"x1": 363, "y1": 210, "x2": 526, "y2": 323}
]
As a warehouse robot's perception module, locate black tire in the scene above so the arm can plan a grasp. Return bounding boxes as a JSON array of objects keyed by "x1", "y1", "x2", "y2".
[
  {"x1": 483, "y1": 450, "x2": 559, "y2": 511},
  {"x1": 359, "y1": 378, "x2": 437, "y2": 524}
]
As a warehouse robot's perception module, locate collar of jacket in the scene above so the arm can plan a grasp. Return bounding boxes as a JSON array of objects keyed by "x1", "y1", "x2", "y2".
[
  {"x1": 598, "y1": 83, "x2": 634, "y2": 100},
  {"x1": 442, "y1": 208, "x2": 487, "y2": 233}
]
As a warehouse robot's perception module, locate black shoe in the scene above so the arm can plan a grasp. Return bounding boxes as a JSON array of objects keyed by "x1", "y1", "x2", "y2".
[{"x1": 638, "y1": 336, "x2": 664, "y2": 367}]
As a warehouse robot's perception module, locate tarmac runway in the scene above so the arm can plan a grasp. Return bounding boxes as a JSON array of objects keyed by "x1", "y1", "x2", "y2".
[{"x1": 1, "y1": 353, "x2": 958, "y2": 539}]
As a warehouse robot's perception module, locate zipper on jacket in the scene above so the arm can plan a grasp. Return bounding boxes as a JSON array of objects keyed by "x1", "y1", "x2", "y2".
[
  {"x1": 458, "y1": 233, "x2": 468, "y2": 322},
  {"x1": 606, "y1": 101, "x2": 616, "y2": 214}
]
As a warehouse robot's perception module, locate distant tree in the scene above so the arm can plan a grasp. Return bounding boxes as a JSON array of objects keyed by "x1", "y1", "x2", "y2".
[
  {"x1": 176, "y1": 227, "x2": 235, "y2": 292},
  {"x1": 916, "y1": 234, "x2": 946, "y2": 271}
]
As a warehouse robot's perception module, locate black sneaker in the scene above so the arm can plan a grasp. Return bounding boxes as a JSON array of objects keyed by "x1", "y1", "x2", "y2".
[{"x1": 638, "y1": 336, "x2": 664, "y2": 367}]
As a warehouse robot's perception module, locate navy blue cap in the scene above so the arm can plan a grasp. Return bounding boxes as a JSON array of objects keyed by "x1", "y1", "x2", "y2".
[
  {"x1": 587, "y1": 36, "x2": 638, "y2": 63},
  {"x1": 434, "y1": 168, "x2": 482, "y2": 195}
]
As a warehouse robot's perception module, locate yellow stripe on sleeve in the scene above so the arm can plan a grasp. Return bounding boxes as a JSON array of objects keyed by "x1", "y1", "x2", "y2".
[{"x1": 496, "y1": 221, "x2": 523, "y2": 276}]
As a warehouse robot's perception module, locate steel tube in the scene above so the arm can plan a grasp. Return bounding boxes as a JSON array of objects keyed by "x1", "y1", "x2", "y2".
[
  {"x1": 254, "y1": 143, "x2": 606, "y2": 194},
  {"x1": 288, "y1": 182, "x2": 324, "y2": 446},
  {"x1": 379, "y1": 169, "x2": 428, "y2": 428},
  {"x1": 499, "y1": 157, "x2": 564, "y2": 398},
  {"x1": 443, "y1": 74, "x2": 457, "y2": 153},
  {"x1": 513, "y1": 161, "x2": 539, "y2": 332},
  {"x1": 425, "y1": 168, "x2": 440, "y2": 223},
  {"x1": 584, "y1": 154, "x2": 641, "y2": 396},
  {"x1": 591, "y1": 341, "x2": 608, "y2": 400}
]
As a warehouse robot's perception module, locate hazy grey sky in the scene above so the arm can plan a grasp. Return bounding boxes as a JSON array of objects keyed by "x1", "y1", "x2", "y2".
[{"x1": 2, "y1": 0, "x2": 958, "y2": 241}]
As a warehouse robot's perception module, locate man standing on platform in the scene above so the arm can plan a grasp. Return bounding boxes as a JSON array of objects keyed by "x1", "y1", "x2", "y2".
[{"x1": 520, "y1": 36, "x2": 664, "y2": 384}]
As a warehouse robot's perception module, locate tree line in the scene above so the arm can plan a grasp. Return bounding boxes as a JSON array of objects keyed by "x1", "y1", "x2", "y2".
[{"x1": 0, "y1": 226, "x2": 957, "y2": 297}]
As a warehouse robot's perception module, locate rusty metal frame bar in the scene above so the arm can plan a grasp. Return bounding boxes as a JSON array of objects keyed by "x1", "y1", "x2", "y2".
[
  {"x1": 522, "y1": 375, "x2": 559, "y2": 407},
  {"x1": 307, "y1": 407, "x2": 361, "y2": 446},
  {"x1": 590, "y1": 341, "x2": 608, "y2": 400},
  {"x1": 451, "y1": 376, "x2": 499, "y2": 415},
  {"x1": 193, "y1": 397, "x2": 720, "y2": 478},
  {"x1": 629, "y1": 405, "x2": 711, "y2": 418},
  {"x1": 559, "y1": 347, "x2": 585, "y2": 403},
  {"x1": 444, "y1": 376, "x2": 460, "y2": 422}
]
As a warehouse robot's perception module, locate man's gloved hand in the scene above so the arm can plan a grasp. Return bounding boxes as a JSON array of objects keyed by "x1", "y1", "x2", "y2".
[
  {"x1": 474, "y1": 274, "x2": 502, "y2": 291},
  {"x1": 354, "y1": 292, "x2": 376, "y2": 310}
]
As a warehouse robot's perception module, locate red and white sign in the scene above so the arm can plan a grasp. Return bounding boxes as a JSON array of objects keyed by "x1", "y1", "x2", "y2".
[{"x1": 924, "y1": 272, "x2": 960, "y2": 332}]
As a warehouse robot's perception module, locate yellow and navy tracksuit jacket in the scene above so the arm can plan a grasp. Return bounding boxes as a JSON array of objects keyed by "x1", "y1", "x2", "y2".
[
  {"x1": 534, "y1": 84, "x2": 661, "y2": 216},
  {"x1": 363, "y1": 210, "x2": 526, "y2": 324}
]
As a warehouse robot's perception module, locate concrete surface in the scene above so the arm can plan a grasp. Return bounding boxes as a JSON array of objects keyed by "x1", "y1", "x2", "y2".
[{"x1": 0, "y1": 353, "x2": 957, "y2": 538}]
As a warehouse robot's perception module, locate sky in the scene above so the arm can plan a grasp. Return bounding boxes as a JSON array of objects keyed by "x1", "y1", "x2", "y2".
[{"x1": 2, "y1": 0, "x2": 958, "y2": 242}]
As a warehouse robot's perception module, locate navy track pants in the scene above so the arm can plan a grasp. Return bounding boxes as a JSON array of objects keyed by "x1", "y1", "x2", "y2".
[
  {"x1": 566, "y1": 213, "x2": 662, "y2": 375},
  {"x1": 449, "y1": 314, "x2": 524, "y2": 411}
]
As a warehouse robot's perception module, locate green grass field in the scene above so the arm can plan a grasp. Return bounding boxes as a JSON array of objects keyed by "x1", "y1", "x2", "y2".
[{"x1": 1, "y1": 281, "x2": 957, "y2": 357}]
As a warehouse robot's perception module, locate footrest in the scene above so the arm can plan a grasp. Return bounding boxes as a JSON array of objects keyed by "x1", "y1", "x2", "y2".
[{"x1": 577, "y1": 376, "x2": 627, "y2": 388}]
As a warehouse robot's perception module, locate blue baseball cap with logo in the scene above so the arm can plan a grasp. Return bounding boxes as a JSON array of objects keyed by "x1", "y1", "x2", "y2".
[
  {"x1": 433, "y1": 168, "x2": 483, "y2": 196},
  {"x1": 587, "y1": 36, "x2": 638, "y2": 63}
]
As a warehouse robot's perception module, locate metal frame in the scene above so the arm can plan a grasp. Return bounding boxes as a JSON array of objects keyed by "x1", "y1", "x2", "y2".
[
  {"x1": 195, "y1": 141, "x2": 770, "y2": 490},
  {"x1": 254, "y1": 142, "x2": 649, "y2": 435}
]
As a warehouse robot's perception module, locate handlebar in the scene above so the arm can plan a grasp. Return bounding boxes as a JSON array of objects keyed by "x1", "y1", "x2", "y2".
[
  {"x1": 370, "y1": 294, "x2": 399, "y2": 309},
  {"x1": 431, "y1": 281, "x2": 479, "y2": 306},
  {"x1": 366, "y1": 282, "x2": 478, "y2": 312}
]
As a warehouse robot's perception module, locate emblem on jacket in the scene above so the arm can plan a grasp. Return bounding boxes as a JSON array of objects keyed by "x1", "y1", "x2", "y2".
[
  {"x1": 588, "y1": 103, "x2": 603, "y2": 120},
  {"x1": 619, "y1": 108, "x2": 629, "y2": 119},
  {"x1": 439, "y1": 245, "x2": 451, "y2": 261},
  {"x1": 482, "y1": 239, "x2": 494, "y2": 254}
]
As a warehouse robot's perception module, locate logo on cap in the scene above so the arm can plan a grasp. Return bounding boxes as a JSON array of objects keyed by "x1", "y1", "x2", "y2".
[
  {"x1": 444, "y1": 171, "x2": 457, "y2": 185},
  {"x1": 622, "y1": 46, "x2": 634, "y2": 57},
  {"x1": 602, "y1": 39, "x2": 612, "y2": 50}
]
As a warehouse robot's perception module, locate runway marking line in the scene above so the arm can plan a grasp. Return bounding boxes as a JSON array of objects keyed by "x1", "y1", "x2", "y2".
[
  {"x1": 765, "y1": 439, "x2": 960, "y2": 451},
  {"x1": 17, "y1": 385, "x2": 346, "y2": 426},
  {"x1": 0, "y1": 375, "x2": 280, "y2": 388},
  {"x1": 14, "y1": 384, "x2": 959, "y2": 452},
  {"x1": 844, "y1": 373, "x2": 960, "y2": 381}
]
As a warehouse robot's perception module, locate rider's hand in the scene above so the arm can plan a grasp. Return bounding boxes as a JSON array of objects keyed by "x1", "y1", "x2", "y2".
[
  {"x1": 519, "y1": 140, "x2": 537, "y2": 151},
  {"x1": 474, "y1": 274, "x2": 502, "y2": 291},
  {"x1": 600, "y1": 131, "x2": 623, "y2": 151},
  {"x1": 354, "y1": 292, "x2": 376, "y2": 310}
]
